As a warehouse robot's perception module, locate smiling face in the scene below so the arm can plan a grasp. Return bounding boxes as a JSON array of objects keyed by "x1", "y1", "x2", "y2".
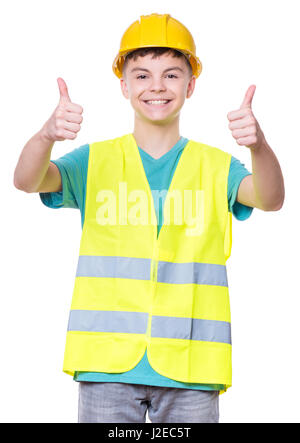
[{"x1": 120, "y1": 50, "x2": 196, "y2": 125}]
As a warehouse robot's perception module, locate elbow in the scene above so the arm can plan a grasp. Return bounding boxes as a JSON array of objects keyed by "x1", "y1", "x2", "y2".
[
  {"x1": 272, "y1": 191, "x2": 285, "y2": 211},
  {"x1": 13, "y1": 176, "x2": 24, "y2": 191},
  {"x1": 262, "y1": 197, "x2": 285, "y2": 212},
  {"x1": 13, "y1": 176, "x2": 35, "y2": 193},
  {"x1": 273, "y1": 199, "x2": 284, "y2": 211}
]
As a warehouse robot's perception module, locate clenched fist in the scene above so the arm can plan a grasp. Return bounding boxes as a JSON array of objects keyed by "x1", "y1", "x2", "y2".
[{"x1": 42, "y1": 78, "x2": 83, "y2": 142}]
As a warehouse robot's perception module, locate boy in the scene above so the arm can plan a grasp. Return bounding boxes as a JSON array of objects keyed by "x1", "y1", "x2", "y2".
[{"x1": 14, "y1": 13, "x2": 284, "y2": 423}]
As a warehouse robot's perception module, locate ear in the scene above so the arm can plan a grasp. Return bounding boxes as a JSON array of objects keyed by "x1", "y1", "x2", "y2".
[
  {"x1": 120, "y1": 77, "x2": 129, "y2": 99},
  {"x1": 186, "y1": 75, "x2": 196, "y2": 99}
]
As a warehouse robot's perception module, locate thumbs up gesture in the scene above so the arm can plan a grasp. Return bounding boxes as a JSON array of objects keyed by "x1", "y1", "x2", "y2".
[
  {"x1": 42, "y1": 78, "x2": 83, "y2": 142},
  {"x1": 227, "y1": 85, "x2": 264, "y2": 150}
]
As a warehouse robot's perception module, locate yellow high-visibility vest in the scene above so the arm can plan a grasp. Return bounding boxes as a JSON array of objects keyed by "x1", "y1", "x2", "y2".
[{"x1": 63, "y1": 133, "x2": 233, "y2": 391}]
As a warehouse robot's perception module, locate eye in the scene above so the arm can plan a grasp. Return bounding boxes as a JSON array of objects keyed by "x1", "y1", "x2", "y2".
[{"x1": 136, "y1": 74, "x2": 178, "y2": 79}]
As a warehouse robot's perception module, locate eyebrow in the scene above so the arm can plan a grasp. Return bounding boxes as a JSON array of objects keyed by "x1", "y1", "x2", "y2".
[{"x1": 130, "y1": 67, "x2": 185, "y2": 74}]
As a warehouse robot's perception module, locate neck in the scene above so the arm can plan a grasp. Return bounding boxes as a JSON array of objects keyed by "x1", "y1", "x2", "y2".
[{"x1": 133, "y1": 114, "x2": 181, "y2": 159}]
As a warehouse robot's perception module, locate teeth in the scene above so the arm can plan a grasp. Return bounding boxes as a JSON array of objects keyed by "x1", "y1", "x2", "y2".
[{"x1": 146, "y1": 100, "x2": 169, "y2": 105}]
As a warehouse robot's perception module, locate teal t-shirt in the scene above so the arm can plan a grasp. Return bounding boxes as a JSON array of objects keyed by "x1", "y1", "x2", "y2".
[{"x1": 40, "y1": 136, "x2": 253, "y2": 391}]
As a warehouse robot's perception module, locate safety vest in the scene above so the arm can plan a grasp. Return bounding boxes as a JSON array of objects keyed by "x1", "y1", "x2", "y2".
[{"x1": 63, "y1": 133, "x2": 233, "y2": 390}]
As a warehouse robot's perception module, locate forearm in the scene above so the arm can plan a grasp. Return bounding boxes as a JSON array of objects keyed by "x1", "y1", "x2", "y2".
[
  {"x1": 250, "y1": 134, "x2": 285, "y2": 211},
  {"x1": 13, "y1": 126, "x2": 54, "y2": 193}
]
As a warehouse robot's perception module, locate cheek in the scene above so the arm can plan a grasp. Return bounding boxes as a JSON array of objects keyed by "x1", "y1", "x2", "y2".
[
  {"x1": 170, "y1": 81, "x2": 186, "y2": 97},
  {"x1": 128, "y1": 81, "x2": 147, "y2": 95}
]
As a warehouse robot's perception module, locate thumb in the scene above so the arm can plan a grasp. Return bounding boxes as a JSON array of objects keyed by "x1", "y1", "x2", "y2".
[
  {"x1": 57, "y1": 77, "x2": 71, "y2": 103},
  {"x1": 240, "y1": 84, "x2": 256, "y2": 109}
]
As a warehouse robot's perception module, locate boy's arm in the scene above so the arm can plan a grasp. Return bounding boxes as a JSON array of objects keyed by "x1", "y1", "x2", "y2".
[
  {"x1": 14, "y1": 130, "x2": 59, "y2": 193},
  {"x1": 227, "y1": 85, "x2": 285, "y2": 211},
  {"x1": 236, "y1": 137, "x2": 284, "y2": 211},
  {"x1": 13, "y1": 78, "x2": 83, "y2": 193}
]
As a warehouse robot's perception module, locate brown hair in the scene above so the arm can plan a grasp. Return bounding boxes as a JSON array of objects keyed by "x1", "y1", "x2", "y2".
[{"x1": 122, "y1": 47, "x2": 193, "y2": 77}]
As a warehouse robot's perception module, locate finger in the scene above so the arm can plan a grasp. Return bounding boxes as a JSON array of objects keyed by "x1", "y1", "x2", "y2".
[
  {"x1": 65, "y1": 102, "x2": 83, "y2": 114},
  {"x1": 240, "y1": 85, "x2": 256, "y2": 109},
  {"x1": 65, "y1": 112, "x2": 83, "y2": 124},
  {"x1": 236, "y1": 135, "x2": 257, "y2": 147},
  {"x1": 57, "y1": 77, "x2": 71, "y2": 103},
  {"x1": 56, "y1": 129, "x2": 78, "y2": 140},
  {"x1": 62, "y1": 121, "x2": 81, "y2": 132},
  {"x1": 227, "y1": 107, "x2": 251, "y2": 121},
  {"x1": 232, "y1": 126, "x2": 256, "y2": 138},
  {"x1": 228, "y1": 115, "x2": 255, "y2": 130}
]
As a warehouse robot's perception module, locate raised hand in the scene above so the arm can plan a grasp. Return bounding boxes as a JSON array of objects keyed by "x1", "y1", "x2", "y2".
[
  {"x1": 227, "y1": 85, "x2": 264, "y2": 150},
  {"x1": 42, "y1": 78, "x2": 83, "y2": 142}
]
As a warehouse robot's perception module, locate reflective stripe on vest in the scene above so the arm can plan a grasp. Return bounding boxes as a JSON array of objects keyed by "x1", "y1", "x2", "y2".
[
  {"x1": 68, "y1": 310, "x2": 148, "y2": 334},
  {"x1": 76, "y1": 255, "x2": 228, "y2": 287},
  {"x1": 76, "y1": 255, "x2": 151, "y2": 280},
  {"x1": 67, "y1": 309, "x2": 231, "y2": 345}
]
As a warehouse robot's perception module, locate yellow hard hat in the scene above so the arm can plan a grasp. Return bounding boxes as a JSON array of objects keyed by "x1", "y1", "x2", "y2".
[{"x1": 112, "y1": 13, "x2": 202, "y2": 79}]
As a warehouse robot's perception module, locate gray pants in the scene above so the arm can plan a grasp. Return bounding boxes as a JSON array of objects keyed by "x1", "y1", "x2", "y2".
[{"x1": 78, "y1": 382, "x2": 219, "y2": 423}]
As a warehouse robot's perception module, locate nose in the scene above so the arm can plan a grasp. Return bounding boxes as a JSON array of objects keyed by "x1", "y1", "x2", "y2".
[{"x1": 149, "y1": 76, "x2": 167, "y2": 93}]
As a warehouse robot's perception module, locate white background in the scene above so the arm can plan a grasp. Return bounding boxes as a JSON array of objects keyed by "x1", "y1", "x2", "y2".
[{"x1": 1, "y1": 0, "x2": 299, "y2": 423}]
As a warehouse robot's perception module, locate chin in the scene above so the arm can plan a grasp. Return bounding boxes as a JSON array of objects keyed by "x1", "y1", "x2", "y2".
[
  {"x1": 140, "y1": 113, "x2": 175, "y2": 125},
  {"x1": 135, "y1": 107, "x2": 180, "y2": 125}
]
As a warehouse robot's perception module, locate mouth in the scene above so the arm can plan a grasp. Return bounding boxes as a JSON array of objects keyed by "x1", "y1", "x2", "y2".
[{"x1": 142, "y1": 99, "x2": 173, "y2": 108}]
